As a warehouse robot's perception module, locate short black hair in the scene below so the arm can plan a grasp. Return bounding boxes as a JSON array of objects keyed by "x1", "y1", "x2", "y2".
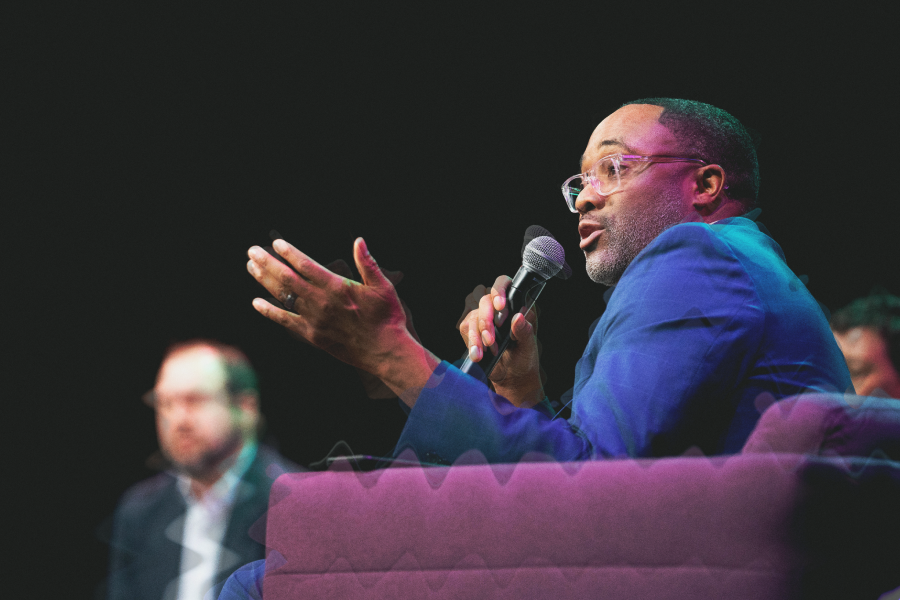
[
  {"x1": 623, "y1": 98, "x2": 760, "y2": 206},
  {"x1": 830, "y1": 293, "x2": 900, "y2": 374},
  {"x1": 162, "y1": 339, "x2": 260, "y2": 398}
]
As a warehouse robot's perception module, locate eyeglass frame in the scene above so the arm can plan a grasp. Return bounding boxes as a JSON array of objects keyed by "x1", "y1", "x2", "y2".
[{"x1": 561, "y1": 153, "x2": 709, "y2": 213}]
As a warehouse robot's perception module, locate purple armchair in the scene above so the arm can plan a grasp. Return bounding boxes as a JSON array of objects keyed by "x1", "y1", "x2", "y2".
[{"x1": 259, "y1": 394, "x2": 900, "y2": 599}]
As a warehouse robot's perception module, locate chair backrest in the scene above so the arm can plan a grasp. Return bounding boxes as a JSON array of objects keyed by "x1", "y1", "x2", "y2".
[{"x1": 742, "y1": 393, "x2": 900, "y2": 459}]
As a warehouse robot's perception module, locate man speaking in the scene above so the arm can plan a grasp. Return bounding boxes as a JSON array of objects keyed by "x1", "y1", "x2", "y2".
[{"x1": 245, "y1": 98, "x2": 851, "y2": 463}]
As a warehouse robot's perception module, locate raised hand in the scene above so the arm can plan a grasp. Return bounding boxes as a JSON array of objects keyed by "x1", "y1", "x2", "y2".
[
  {"x1": 247, "y1": 237, "x2": 437, "y2": 406},
  {"x1": 324, "y1": 258, "x2": 421, "y2": 345},
  {"x1": 322, "y1": 258, "x2": 420, "y2": 399}
]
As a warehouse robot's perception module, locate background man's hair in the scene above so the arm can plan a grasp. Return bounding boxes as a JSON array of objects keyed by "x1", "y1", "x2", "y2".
[
  {"x1": 830, "y1": 292, "x2": 900, "y2": 373},
  {"x1": 162, "y1": 339, "x2": 260, "y2": 398},
  {"x1": 623, "y1": 98, "x2": 760, "y2": 206}
]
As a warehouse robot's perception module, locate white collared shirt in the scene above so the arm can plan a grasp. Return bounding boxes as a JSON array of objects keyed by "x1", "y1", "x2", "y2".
[{"x1": 172, "y1": 441, "x2": 257, "y2": 600}]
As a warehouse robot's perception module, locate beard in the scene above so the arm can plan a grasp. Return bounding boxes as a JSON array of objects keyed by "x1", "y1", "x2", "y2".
[
  {"x1": 584, "y1": 186, "x2": 686, "y2": 286},
  {"x1": 161, "y1": 429, "x2": 244, "y2": 480}
]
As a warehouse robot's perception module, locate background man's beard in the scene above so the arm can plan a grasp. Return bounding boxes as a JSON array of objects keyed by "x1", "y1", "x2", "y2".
[
  {"x1": 164, "y1": 430, "x2": 244, "y2": 480},
  {"x1": 585, "y1": 190, "x2": 685, "y2": 286}
]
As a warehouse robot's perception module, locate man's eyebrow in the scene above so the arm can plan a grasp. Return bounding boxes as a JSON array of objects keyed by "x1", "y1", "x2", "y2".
[
  {"x1": 579, "y1": 139, "x2": 632, "y2": 168},
  {"x1": 599, "y1": 139, "x2": 629, "y2": 149}
]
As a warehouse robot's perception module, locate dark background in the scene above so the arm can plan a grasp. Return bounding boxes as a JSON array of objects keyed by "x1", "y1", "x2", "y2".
[{"x1": 9, "y1": 4, "x2": 896, "y2": 596}]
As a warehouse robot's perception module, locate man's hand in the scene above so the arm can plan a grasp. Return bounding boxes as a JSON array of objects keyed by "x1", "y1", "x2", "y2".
[
  {"x1": 324, "y1": 258, "x2": 420, "y2": 399},
  {"x1": 458, "y1": 276, "x2": 545, "y2": 408},
  {"x1": 326, "y1": 259, "x2": 422, "y2": 345},
  {"x1": 247, "y1": 237, "x2": 438, "y2": 406}
]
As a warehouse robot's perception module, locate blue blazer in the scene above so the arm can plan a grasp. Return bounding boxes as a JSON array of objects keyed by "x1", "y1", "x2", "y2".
[{"x1": 394, "y1": 218, "x2": 852, "y2": 463}]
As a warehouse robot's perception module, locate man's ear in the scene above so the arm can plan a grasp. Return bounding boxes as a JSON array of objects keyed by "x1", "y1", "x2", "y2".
[
  {"x1": 691, "y1": 164, "x2": 727, "y2": 216},
  {"x1": 234, "y1": 392, "x2": 260, "y2": 431}
]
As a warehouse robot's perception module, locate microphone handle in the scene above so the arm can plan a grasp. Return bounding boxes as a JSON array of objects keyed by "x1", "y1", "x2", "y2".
[{"x1": 460, "y1": 266, "x2": 548, "y2": 381}]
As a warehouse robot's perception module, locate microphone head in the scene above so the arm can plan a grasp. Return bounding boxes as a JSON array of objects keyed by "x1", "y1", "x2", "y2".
[
  {"x1": 523, "y1": 236, "x2": 565, "y2": 280},
  {"x1": 523, "y1": 225, "x2": 572, "y2": 280}
]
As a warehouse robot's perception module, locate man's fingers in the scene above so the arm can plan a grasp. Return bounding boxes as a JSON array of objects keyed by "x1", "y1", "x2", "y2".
[
  {"x1": 353, "y1": 237, "x2": 392, "y2": 289},
  {"x1": 494, "y1": 305, "x2": 509, "y2": 328},
  {"x1": 263, "y1": 298, "x2": 316, "y2": 345},
  {"x1": 466, "y1": 285, "x2": 488, "y2": 312},
  {"x1": 458, "y1": 310, "x2": 472, "y2": 340},
  {"x1": 520, "y1": 304, "x2": 539, "y2": 328},
  {"x1": 510, "y1": 312, "x2": 534, "y2": 342},
  {"x1": 323, "y1": 258, "x2": 402, "y2": 287},
  {"x1": 490, "y1": 275, "x2": 512, "y2": 311},
  {"x1": 247, "y1": 250, "x2": 312, "y2": 307},
  {"x1": 457, "y1": 285, "x2": 489, "y2": 330},
  {"x1": 477, "y1": 294, "x2": 495, "y2": 347},
  {"x1": 467, "y1": 316, "x2": 483, "y2": 362},
  {"x1": 269, "y1": 239, "x2": 334, "y2": 287},
  {"x1": 252, "y1": 297, "x2": 307, "y2": 335}
]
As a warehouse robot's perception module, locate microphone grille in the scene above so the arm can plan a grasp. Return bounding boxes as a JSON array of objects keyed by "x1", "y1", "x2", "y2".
[
  {"x1": 523, "y1": 236, "x2": 565, "y2": 280},
  {"x1": 523, "y1": 225, "x2": 572, "y2": 280}
]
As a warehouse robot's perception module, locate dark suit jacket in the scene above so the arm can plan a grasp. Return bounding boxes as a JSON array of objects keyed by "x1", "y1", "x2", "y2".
[
  {"x1": 394, "y1": 217, "x2": 853, "y2": 463},
  {"x1": 107, "y1": 445, "x2": 297, "y2": 600}
]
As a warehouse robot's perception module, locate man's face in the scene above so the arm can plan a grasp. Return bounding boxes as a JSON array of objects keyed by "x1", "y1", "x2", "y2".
[
  {"x1": 153, "y1": 347, "x2": 245, "y2": 478},
  {"x1": 833, "y1": 327, "x2": 900, "y2": 398},
  {"x1": 577, "y1": 104, "x2": 696, "y2": 285}
]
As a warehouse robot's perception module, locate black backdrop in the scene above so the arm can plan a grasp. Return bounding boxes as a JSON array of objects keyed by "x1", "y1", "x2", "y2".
[{"x1": 10, "y1": 5, "x2": 897, "y2": 596}]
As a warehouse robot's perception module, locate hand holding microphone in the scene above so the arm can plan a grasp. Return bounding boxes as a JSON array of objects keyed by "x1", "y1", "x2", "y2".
[{"x1": 458, "y1": 234, "x2": 565, "y2": 407}]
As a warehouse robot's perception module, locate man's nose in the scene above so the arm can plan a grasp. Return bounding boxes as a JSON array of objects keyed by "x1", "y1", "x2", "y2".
[
  {"x1": 574, "y1": 184, "x2": 605, "y2": 214},
  {"x1": 160, "y1": 404, "x2": 193, "y2": 429}
]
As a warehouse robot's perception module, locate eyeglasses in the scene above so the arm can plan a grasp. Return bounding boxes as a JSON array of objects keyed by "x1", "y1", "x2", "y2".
[{"x1": 561, "y1": 153, "x2": 707, "y2": 213}]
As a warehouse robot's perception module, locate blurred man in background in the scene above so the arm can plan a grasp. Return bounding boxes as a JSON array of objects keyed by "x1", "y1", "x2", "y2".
[
  {"x1": 107, "y1": 340, "x2": 296, "y2": 600},
  {"x1": 831, "y1": 292, "x2": 900, "y2": 398}
]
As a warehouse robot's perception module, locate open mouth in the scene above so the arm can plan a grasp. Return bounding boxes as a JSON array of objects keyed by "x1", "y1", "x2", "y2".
[{"x1": 579, "y1": 228, "x2": 604, "y2": 250}]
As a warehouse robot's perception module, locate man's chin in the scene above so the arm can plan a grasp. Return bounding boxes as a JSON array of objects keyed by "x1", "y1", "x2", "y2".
[
  {"x1": 163, "y1": 445, "x2": 214, "y2": 474},
  {"x1": 167, "y1": 453, "x2": 209, "y2": 475},
  {"x1": 585, "y1": 251, "x2": 624, "y2": 286},
  {"x1": 166, "y1": 440, "x2": 243, "y2": 480}
]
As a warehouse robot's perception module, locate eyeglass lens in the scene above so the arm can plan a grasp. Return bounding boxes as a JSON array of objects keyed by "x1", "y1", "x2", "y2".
[
  {"x1": 563, "y1": 156, "x2": 620, "y2": 209},
  {"x1": 563, "y1": 179, "x2": 584, "y2": 210}
]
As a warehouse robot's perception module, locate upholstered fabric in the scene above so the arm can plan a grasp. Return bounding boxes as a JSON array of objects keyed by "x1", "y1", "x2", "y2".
[
  {"x1": 743, "y1": 393, "x2": 900, "y2": 459},
  {"x1": 263, "y1": 455, "x2": 809, "y2": 599},
  {"x1": 250, "y1": 394, "x2": 900, "y2": 599}
]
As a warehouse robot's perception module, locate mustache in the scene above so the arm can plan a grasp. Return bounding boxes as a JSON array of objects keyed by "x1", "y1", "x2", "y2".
[
  {"x1": 167, "y1": 429, "x2": 199, "y2": 441},
  {"x1": 580, "y1": 215, "x2": 610, "y2": 231},
  {"x1": 580, "y1": 214, "x2": 608, "y2": 226}
]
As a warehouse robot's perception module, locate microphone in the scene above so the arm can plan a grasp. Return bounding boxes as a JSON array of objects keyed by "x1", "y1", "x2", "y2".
[
  {"x1": 460, "y1": 235, "x2": 565, "y2": 380},
  {"x1": 523, "y1": 225, "x2": 573, "y2": 280}
]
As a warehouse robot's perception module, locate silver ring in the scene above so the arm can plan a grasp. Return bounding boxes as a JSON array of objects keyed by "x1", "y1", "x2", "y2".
[{"x1": 282, "y1": 293, "x2": 297, "y2": 311}]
